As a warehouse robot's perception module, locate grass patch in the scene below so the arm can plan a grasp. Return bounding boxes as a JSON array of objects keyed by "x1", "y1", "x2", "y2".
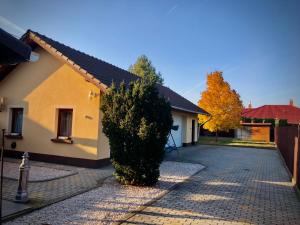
[{"x1": 198, "y1": 136, "x2": 276, "y2": 149}]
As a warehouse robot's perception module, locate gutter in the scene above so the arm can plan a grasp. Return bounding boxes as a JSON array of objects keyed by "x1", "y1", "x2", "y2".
[{"x1": 171, "y1": 106, "x2": 210, "y2": 115}]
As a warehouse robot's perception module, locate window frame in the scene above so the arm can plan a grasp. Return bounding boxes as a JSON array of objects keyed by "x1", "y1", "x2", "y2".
[
  {"x1": 57, "y1": 108, "x2": 73, "y2": 139},
  {"x1": 10, "y1": 107, "x2": 24, "y2": 135}
]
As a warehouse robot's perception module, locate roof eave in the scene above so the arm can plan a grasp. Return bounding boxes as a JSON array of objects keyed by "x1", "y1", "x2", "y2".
[
  {"x1": 171, "y1": 106, "x2": 210, "y2": 115},
  {"x1": 25, "y1": 30, "x2": 210, "y2": 115},
  {"x1": 28, "y1": 31, "x2": 108, "y2": 92}
]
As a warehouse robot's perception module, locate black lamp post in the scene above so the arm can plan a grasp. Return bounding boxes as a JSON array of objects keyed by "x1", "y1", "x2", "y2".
[{"x1": 0, "y1": 129, "x2": 5, "y2": 224}]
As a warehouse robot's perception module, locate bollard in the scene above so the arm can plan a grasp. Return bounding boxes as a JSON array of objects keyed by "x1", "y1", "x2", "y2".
[{"x1": 14, "y1": 152, "x2": 30, "y2": 203}]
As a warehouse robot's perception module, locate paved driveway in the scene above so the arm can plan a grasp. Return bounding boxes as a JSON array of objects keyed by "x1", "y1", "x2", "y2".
[
  {"x1": 3, "y1": 158, "x2": 114, "y2": 221},
  {"x1": 123, "y1": 145, "x2": 300, "y2": 225}
]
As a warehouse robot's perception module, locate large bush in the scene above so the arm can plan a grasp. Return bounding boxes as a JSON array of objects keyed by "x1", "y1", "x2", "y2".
[{"x1": 101, "y1": 77, "x2": 173, "y2": 186}]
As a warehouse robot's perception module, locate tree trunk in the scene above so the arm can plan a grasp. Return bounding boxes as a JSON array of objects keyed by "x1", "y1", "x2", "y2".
[{"x1": 215, "y1": 130, "x2": 218, "y2": 142}]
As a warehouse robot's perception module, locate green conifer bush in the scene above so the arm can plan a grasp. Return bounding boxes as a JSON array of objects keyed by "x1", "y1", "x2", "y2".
[{"x1": 101, "y1": 77, "x2": 172, "y2": 186}]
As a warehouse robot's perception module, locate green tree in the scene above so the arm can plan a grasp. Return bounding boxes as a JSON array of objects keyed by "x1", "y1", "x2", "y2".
[
  {"x1": 101, "y1": 77, "x2": 172, "y2": 186},
  {"x1": 129, "y1": 55, "x2": 164, "y2": 84}
]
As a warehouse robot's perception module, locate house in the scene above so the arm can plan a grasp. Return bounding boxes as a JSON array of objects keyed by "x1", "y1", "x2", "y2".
[
  {"x1": 0, "y1": 28, "x2": 32, "y2": 64},
  {"x1": 235, "y1": 100, "x2": 300, "y2": 142},
  {"x1": 0, "y1": 30, "x2": 208, "y2": 167}
]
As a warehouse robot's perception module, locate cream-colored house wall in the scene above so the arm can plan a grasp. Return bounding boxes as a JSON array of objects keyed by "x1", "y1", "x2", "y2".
[
  {"x1": 171, "y1": 110, "x2": 198, "y2": 144},
  {"x1": 0, "y1": 47, "x2": 101, "y2": 160},
  {"x1": 183, "y1": 114, "x2": 198, "y2": 144},
  {"x1": 97, "y1": 106, "x2": 110, "y2": 159},
  {"x1": 98, "y1": 109, "x2": 199, "y2": 158},
  {"x1": 97, "y1": 109, "x2": 198, "y2": 157},
  {"x1": 0, "y1": 45, "x2": 200, "y2": 163}
]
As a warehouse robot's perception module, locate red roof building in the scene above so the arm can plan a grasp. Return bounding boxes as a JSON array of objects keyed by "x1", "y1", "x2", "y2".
[{"x1": 242, "y1": 101, "x2": 300, "y2": 124}]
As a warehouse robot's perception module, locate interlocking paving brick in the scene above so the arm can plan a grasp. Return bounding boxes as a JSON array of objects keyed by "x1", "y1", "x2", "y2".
[
  {"x1": 123, "y1": 145, "x2": 300, "y2": 225},
  {"x1": 3, "y1": 160, "x2": 114, "y2": 210}
]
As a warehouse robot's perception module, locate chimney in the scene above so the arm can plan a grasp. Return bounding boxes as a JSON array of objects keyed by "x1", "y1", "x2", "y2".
[
  {"x1": 248, "y1": 101, "x2": 252, "y2": 109},
  {"x1": 289, "y1": 99, "x2": 294, "y2": 106}
]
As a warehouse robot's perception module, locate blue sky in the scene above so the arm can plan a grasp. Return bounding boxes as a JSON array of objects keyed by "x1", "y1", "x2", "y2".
[{"x1": 1, "y1": 0, "x2": 300, "y2": 107}]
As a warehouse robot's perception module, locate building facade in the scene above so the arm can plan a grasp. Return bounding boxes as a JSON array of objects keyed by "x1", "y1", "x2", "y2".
[{"x1": 0, "y1": 30, "x2": 208, "y2": 167}]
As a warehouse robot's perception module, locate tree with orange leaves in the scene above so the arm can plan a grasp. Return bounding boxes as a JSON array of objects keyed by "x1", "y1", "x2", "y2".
[{"x1": 198, "y1": 71, "x2": 243, "y2": 141}]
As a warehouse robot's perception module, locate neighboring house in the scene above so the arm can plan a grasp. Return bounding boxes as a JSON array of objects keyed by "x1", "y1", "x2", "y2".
[
  {"x1": 0, "y1": 30, "x2": 208, "y2": 167},
  {"x1": 235, "y1": 100, "x2": 300, "y2": 142}
]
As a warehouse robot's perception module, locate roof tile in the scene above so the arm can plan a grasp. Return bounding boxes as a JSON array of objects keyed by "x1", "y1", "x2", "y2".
[
  {"x1": 29, "y1": 30, "x2": 208, "y2": 115},
  {"x1": 242, "y1": 105, "x2": 300, "y2": 124}
]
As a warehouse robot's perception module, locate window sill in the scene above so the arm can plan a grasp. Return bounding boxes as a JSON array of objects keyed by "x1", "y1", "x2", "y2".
[
  {"x1": 5, "y1": 134, "x2": 23, "y2": 139},
  {"x1": 51, "y1": 138, "x2": 73, "y2": 144}
]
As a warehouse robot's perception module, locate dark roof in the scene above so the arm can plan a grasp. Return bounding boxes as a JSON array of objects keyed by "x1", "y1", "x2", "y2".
[
  {"x1": 29, "y1": 30, "x2": 138, "y2": 87},
  {"x1": 0, "y1": 28, "x2": 31, "y2": 65},
  {"x1": 157, "y1": 85, "x2": 208, "y2": 114},
  {"x1": 24, "y1": 30, "x2": 208, "y2": 115},
  {"x1": 242, "y1": 105, "x2": 300, "y2": 124}
]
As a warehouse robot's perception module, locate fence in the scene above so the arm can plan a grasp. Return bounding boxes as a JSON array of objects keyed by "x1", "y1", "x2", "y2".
[{"x1": 275, "y1": 125, "x2": 300, "y2": 189}]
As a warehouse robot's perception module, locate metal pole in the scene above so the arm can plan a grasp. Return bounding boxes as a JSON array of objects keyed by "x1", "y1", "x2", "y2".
[
  {"x1": 14, "y1": 152, "x2": 30, "y2": 203},
  {"x1": 0, "y1": 129, "x2": 5, "y2": 225},
  {"x1": 197, "y1": 115, "x2": 212, "y2": 140}
]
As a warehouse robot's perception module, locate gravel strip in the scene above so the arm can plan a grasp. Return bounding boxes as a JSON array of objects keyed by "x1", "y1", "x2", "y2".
[
  {"x1": 3, "y1": 162, "x2": 74, "y2": 182},
  {"x1": 5, "y1": 161, "x2": 204, "y2": 225}
]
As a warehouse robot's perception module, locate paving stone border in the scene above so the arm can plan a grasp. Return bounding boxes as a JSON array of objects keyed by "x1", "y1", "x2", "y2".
[
  {"x1": 4, "y1": 168, "x2": 78, "y2": 183},
  {"x1": 198, "y1": 143, "x2": 277, "y2": 150},
  {"x1": 2, "y1": 163, "x2": 114, "y2": 222},
  {"x1": 4, "y1": 161, "x2": 205, "y2": 225}
]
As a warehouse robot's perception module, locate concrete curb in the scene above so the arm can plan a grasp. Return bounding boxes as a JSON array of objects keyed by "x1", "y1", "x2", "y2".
[
  {"x1": 2, "y1": 174, "x2": 113, "y2": 223},
  {"x1": 4, "y1": 171, "x2": 78, "y2": 183},
  {"x1": 198, "y1": 143, "x2": 276, "y2": 150},
  {"x1": 1, "y1": 205, "x2": 34, "y2": 223}
]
